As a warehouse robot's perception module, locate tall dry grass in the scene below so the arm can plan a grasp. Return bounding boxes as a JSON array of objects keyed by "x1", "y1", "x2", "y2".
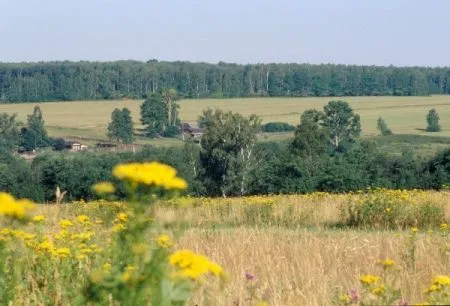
[{"x1": 29, "y1": 191, "x2": 450, "y2": 305}]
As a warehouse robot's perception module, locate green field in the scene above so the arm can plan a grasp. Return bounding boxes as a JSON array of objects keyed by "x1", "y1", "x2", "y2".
[{"x1": 0, "y1": 96, "x2": 449, "y2": 145}]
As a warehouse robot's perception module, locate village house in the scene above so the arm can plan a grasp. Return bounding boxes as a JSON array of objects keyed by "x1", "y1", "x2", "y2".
[
  {"x1": 181, "y1": 123, "x2": 204, "y2": 141},
  {"x1": 65, "y1": 141, "x2": 88, "y2": 152}
]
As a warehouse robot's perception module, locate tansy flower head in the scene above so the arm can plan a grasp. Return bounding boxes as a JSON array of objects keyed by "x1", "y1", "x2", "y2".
[
  {"x1": 116, "y1": 212, "x2": 128, "y2": 223},
  {"x1": 360, "y1": 274, "x2": 381, "y2": 285},
  {"x1": 54, "y1": 248, "x2": 71, "y2": 258},
  {"x1": 59, "y1": 219, "x2": 74, "y2": 229},
  {"x1": 433, "y1": 275, "x2": 450, "y2": 286},
  {"x1": 33, "y1": 215, "x2": 45, "y2": 222},
  {"x1": 169, "y1": 249, "x2": 224, "y2": 280},
  {"x1": 377, "y1": 259, "x2": 395, "y2": 268},
  {"x1": 156, "y1": 234, "x2": 173, "y2": 248},
  {"x1": 411, "y1": 227, "x2": 419, "y2": 234},
  {"x1": 0, "y1": 192, "x2": 35, "y2": 219},
  {"x1": 76, "y1": 215, "x2": 90, "y2": 224},
  {"x1": 92, "y1": 182, "x2": 116, "y2": 195},
  {"x1": 112, "y1": 162, "x2": 187, "y2": 190}
]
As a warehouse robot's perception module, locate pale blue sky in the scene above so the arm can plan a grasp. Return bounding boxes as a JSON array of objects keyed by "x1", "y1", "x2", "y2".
[{"x1": 0, "y1": 0, "x2": 449, "y2": 66}]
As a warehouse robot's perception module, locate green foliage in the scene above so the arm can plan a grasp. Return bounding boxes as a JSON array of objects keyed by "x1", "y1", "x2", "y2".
[
  {"x1": 262, "y1": 122, "x2": 295, "y2": 133},
  {"x1": 341, "y1": 189, "x2": 444, "y2": 229},
  {"x1": 140, "y1": 92, "x2": 167, "y2": 137},
  {"x1": 0, "y1": 151, "x2": 44, "y2": 201},
  {"x1": 163, "y1": 125, "x2": 180, "y2": 138},
  {"x1": 426, "y1": 108, "x2": 441, "y2": 132},
  {"x1": 20, "y1": 106, "x2": 50, "y2": 151},
  {"x1": 300, "y1": 109, "x2": 323, "y2": 124},
  {"x1": 0, "y1": 61, "x2": 447, "y2": 103},
  {"x1": 107, "y1": 108, "x2": 134, "y2": 144},
  {"x1": 0, "y1": 113, "x2": 20, "y2": 152},
  {"x1": 322, "y1": 101, "x2": 361, "y2": 151},
  {"x1": 377, "y1": 117, "x2": 393, "y2": 136},
  {"x1": 198, "y1": 109, "x2": 262, "y2": 196},
  {"x1": 291, "y1": 120, "x2": 328, "y2": 157},
  {"x1": 51, "y1": 138, "x2": 66, "y2": 151},
  {"x1": 140, "y1": 90, "x2": 180, "y2": 138}
]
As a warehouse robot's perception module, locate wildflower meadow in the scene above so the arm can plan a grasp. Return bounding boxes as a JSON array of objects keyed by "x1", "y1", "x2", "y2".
[{"x1": 0, "y1": 162, "x2": 449, "y2": 305}]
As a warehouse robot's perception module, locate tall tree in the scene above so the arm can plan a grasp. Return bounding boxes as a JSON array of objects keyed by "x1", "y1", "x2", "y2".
[
  {"x1": 21, "y1": 106, "x2": 50, "y2": 151},
  {"x1": 161, "y1": 88, "x2": 179, "y2": 127},
  {"x1": 426, "y1": 108, "x2": 441, "y2": 132},
  {"x1": 322, "y1": 100, "x2": 361, "y2": 150},
  {"x1": 107, "y1": 108, "x2": 134, "y2": 144},
  {"x1": 140, "y1": 92, "x2": 168, "y2": 138},
  {"x1": 198, "y1": 109, "x2": 261, "y2": 197},
  {"x1": 0, "y1": 113, "x2": 21, "y2": 152}
]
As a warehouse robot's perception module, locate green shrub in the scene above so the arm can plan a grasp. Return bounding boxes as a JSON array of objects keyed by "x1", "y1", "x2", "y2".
[
  {"x1": 263, "y1": 122, "x2": 296, "y2": 133},
  {"x1": 340, "y1": 189, "x2": 445, "y2": 229}
]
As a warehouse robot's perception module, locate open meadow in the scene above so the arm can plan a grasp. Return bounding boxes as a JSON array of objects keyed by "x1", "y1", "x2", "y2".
[
  {"x1": 1, "y1": 187, "x2": 450, "y2": 305},
  {"x1": 0, "y1": 96, "x2": 449, "y2": 146}
]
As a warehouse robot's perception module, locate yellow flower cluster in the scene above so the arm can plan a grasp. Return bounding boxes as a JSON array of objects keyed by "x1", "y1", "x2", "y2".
[
  {"x1": 33, "y1": 215, "x2": 45, "y2": 222},
  {"x1": 360, "y1": 274, "x2": 381, "y2": 285},
  {"x1": 377, "y1": 259, "x2": 395, "y2": 268},
  {"x1": 156, "y1": 234, "x2": 173, "y2": 248},
  {"x1": 112, "y1": 162, "x2": 187, "y2": 190},
  {"x1": 424, "y1": 275, "x2": 450, "y2": 294},
  {"x1": 0, "y1": 192, "x2": 35, "y2": 219},
  {"x1": 169, "y1": 249, "x2": 224, "y2": 280},
  {"x1": 92, "y1": 181, "x2": 116, "y2": 195},
  {"x1": 76, "y1": 215, "x2": 90, "y2": 224},
  {"x1": 60, "y1": 219, "x2": 74, "y2": 229}
]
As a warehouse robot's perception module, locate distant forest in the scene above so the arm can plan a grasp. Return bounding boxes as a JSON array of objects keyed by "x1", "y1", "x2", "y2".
[{"x1": 0, "y1": 60, "x2": 449, "y2": 102}]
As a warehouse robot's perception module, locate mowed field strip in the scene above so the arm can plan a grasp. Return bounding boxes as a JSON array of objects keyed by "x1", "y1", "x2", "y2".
[{"x1": 0, "y1": 95, "x2": 449, "y2": 141}]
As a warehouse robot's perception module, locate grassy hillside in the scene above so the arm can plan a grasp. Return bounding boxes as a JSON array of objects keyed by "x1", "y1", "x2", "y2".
[{"x1": 0, "y1": 96, "x2": 449, "y2": 145}]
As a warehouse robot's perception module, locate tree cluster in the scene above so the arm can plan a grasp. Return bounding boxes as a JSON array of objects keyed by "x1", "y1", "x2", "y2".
[
  {"x1": 140, "y1": 89, "x2": 180, "y2": 138},
  {"x1": 0, "y1": 61, "x2": 449, "y2": 102}
]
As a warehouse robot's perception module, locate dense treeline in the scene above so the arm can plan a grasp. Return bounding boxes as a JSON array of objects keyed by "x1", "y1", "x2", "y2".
[
  {"x1": 0, "y1": 141, "x2": 448, "y2": 202},
  {"x1": 1, "y1": 61, "x2": 450, "y2": 102}
]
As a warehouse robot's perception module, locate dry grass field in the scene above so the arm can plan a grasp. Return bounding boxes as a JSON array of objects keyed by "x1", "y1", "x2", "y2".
[
  {"x1": 3, "y1": 189, "x2": 448, "y2": 305},
  {"x1": 0, "y1": 95, "x2": 449, "y2": 144}
]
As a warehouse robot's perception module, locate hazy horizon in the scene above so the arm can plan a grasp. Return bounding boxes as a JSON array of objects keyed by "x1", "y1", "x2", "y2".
[{"x1": 1, "y1": 0, "x2": 449, "y2": 67}]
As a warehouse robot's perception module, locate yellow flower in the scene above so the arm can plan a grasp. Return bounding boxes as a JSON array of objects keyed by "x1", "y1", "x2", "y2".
[
  {"x1": 378, "y1": 259, "x2": 395, "y2": 268},
  {"x1": 54, "y1": 248, "x2": 71, "y2": 258},
  {"x1": 112, "y1": 223, "x2": 126, "y2": 232},
  {"x1": 92, "y1": 181, "x2": 116, "y2": 195},
  {"x1": 112, "y1": 162, "x2": 187, "y2": 190},
  {"x1": 440, "y1": 223, "x2": 448, "y2": 231},
  {"x1": 120, "y1": 265, "x2": 136, "y2": 283},
  {"x1": 32, "y1": 215, "x2": 45, "y2": 222},
  {"x1": 371, "y1": 284, "x2": 386, "y2": 296},
  {"x1": 0, "y1": 192, "x2": 35, "y2": 219},
  {"x1": 253, "y1": 302, "x2": 269, "y2": 306},
  {"x1": 433, "y1": 275, "x2": 450, "y2": 286},
  {"x1": 169, "y1": 249, "x2": 224, "y2": 280},
  {"x1": 59, "y1": 219, "x2": 74, "y2": 229},
  {"x1": 424, "y1": 284, "x2": 441, "y2": 294},
  {"x1": 35, "y1": 240, "x2": 55, "y2": 253},
  {"x1": 156, "y1": 234, "x2": 173, "y2": 248},
  {"x1": 360, "y1": 274, "x2": 381, "y2": 285},
  {"x1": 76, "y1": 215, "x2": 90, "y2": 224},
  {"x1": 103, "y1": 263, "x2": 111, "y2": 272},
  {"x1": 116, "y1": 212, "x2": 128, "y2": 223},
  {"x1": 411, "y1": 227, "x2": 419, "y2": 234},
  {"x1": 339, "y1": 293, "x2": 352, "y2": 303},
  {"x1": 76, "y1": 254, "x2": 87, "y2": 260}
]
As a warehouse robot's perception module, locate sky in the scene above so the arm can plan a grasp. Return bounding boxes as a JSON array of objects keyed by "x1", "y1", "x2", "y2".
[{"x1": 0, "y1": 0, "x2": 449, "y2": 66}]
